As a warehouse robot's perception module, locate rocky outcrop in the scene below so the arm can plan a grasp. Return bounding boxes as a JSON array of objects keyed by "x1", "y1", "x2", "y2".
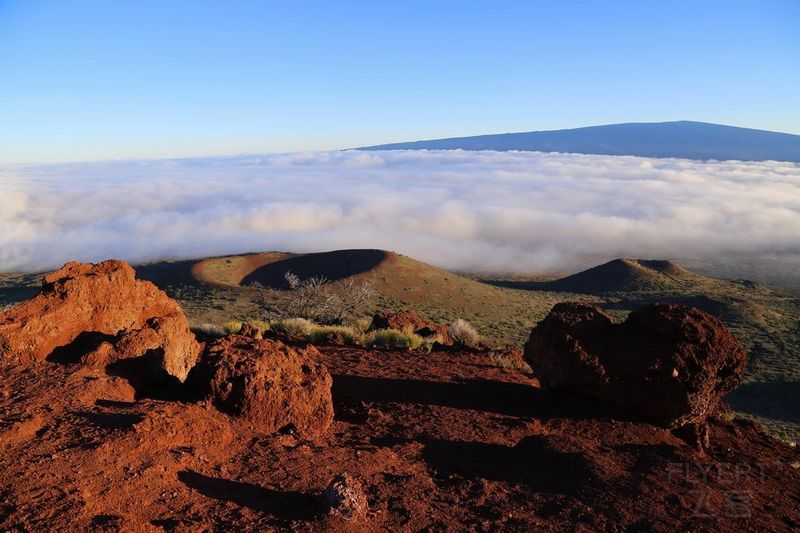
[
  {"x1": 524, "y1": 302, "x2": 747, "y2": 428},
  {"x1": 0, "y1": 260, "x2": 201, "y2": 382},
  {"x1": 369, "y1": 309, "x2": 451, "y2": 343},
  {"x1": 204, "y1": 335, "x2": 333, "y2": 438}
]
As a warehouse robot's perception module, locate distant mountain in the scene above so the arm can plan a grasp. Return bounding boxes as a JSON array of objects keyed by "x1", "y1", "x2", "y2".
[{"x1": 358, "y1": 121, "x2": 800, "y2": 162}]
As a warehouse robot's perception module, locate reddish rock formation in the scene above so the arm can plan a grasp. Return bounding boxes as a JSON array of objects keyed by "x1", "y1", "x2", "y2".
[
  {"x1": 0, "y1": 260, "x2": 201, "y2": 382},
  {"x1": 524, "y1": 302, "x2": 747, "y2": 428},
  {"x1": 369, "y1": 309, "x2": 451, "y2": 344},
  {"x1": 204, "y1": 335, "x2": 333, "y2": 438}
]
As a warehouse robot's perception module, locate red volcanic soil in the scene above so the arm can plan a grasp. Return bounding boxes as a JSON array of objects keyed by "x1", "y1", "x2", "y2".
[{"x1": 1, "y1": 343, "x2": 798, "y2": 531}]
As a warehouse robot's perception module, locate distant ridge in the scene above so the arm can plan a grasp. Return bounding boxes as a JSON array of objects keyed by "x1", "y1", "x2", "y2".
[{"x1": 358, "y1": 121, "x2": 800, "y2": 162}]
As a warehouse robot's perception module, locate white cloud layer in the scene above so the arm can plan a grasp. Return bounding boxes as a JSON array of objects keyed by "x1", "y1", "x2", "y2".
[{"x1": 1, "y1": 150, "x2": 799, "y2": 275}]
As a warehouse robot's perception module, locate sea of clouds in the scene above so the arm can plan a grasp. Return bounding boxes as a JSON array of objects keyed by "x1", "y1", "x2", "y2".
[{"x1": 1, "y1": 150, "x2": 799, "y2": 275}]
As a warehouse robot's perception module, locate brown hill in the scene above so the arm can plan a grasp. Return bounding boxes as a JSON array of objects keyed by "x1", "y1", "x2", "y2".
[
  {"x1": 192, "y1": 249, "x2": 567, "y2": 343},
  {"x1": 492, "y1": 258, "x2": 706, "y2": 294}
]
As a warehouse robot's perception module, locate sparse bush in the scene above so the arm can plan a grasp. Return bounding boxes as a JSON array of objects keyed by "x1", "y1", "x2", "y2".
[
  {"x1": 367, "y1": 329, "x2": 423, "y2": 350},
  {"x1": 191, "y1": 323, "x2": 226, "y2": 338},
  {"x1": 489, "y1": 352, "x2": 532, "y2": 373},
  {"x1": 223, "y1": 320, "x2": 243, "y2": 334},
  {"x1": 351, "y1": 317, "x2": 373, "y2": 334},
  {"x1": 449, "y1": 319, "x2": 480, "y2": 347},
  {"x1": 270, "y1": 317, "x2": 315, "y2": 337},
  {"x1": 248, "y1": 319, "x2": 272, "y2": 332},
  {"x1": 305, "y1": 325, "x2": 364, "y2": 346},
  {"x1": 716, "y1": 409, "x2": 736, "y2": 424},
  {"x1": 250, "y1": 271, "x2": 376, "y2": 325}
]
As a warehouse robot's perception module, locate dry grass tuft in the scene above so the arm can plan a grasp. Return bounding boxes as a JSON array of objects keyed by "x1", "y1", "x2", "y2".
[
  {"x1": 367, "y1": 329, "x2": 423, "y2": 350},
  {"x1": 449, "y1": 318, "x2": 480, "y2": 347}
]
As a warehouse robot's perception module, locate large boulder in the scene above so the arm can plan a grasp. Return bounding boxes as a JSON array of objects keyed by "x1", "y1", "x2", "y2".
[
  {"x1": 0, "y1": 260, "x2": 201, "y2": 382},
  {"x1": 369, "y1": 309, "x2": 451, "y2": 343},
  {"x1": 524, "y1": 302, "x2": 747, "y2": 428},
  {"x1": 204, "y1": 335, "x2": 333, "y2": 438}
]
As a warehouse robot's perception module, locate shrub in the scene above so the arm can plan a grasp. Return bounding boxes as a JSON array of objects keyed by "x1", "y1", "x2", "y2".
[
  {"x1": 351, "y1": 316, "x2": 373, "y2": 334},
  {"x1": 248, "y1": 319, "x2": 272, "y2": 332},
  {"x1": 489, "y1": 352, "x2": 532, "y2": 373},
  {"x1": 223, "y1": 321, "x2": 243, "y2": 334},
  {"x1": 305, "y1": 325, "x2": 364, "y2": 346},
  {"x1": 191, "y1": 323, "x2": 226, "y2": 338},
  {"x1": 270, "y1": 317, "x2": 316, "y2": 337},
  {"x1": 449, "y1": 319, "x2": 480, "y2": 347},
  {"x1": 367, "y1": 329, "x2": 423, "y2": 350},
  {"x1": 250, "y1": 271, "x2": 376, "y2": 325},
  {"x1": 715, "y1": 409, "x2": 736, "y2": 424}
]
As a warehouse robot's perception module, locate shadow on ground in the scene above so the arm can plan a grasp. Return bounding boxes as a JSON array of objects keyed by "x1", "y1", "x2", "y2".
[
  {"x1": 331, "y1": 373, "x2": 640, "y2": 422},
  {"x1": 177, "y1": 470, "x2": 320, "y2": 520},
  {"x1": 421, "y1": 435, "x2": 601, "y2": 493}
]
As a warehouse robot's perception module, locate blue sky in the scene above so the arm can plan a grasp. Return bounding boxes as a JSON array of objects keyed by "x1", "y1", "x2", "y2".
[{"x1": 1, "y1": 0, "x2": 798, "y2": 163}]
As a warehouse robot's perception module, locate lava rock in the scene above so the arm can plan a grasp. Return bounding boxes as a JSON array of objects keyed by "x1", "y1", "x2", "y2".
[
  {"x1": 238, "y1": 322, "x2": 262, "y2": 339},
  {"x1": 369, "y1": 309, "x2": 451, "y2": 344},
  {"x1": 321, "y1": 473, "x2": 368, "y2": 519},
  {"x1": 204, "y1": 335, "x2": 333, "y2": 438},
  {"x1": 0, "y1": 260, "x2": 201, "y2": 382},
  {"x1": 524, "y1": 302, "x2": 747, "y2": 428}
]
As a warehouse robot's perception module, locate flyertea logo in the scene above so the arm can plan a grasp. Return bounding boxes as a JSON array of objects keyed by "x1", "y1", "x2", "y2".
[{"x1": 666, "y1": 462, "x2": 775, "y2": 518}]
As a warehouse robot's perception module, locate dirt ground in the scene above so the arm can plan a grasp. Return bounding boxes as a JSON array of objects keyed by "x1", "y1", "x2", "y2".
[{"x1": 1, "y1": 342, "x2": 798, "y2": 532}]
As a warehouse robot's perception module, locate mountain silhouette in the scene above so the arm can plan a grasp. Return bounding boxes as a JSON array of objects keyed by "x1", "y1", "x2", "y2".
[{"x1": 358, "y1": 121, "x2": 800, "y2": 162}]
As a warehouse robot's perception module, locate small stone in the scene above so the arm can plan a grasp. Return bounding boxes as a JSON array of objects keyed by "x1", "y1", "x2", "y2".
[{"x1": 321, "y1": 473, "x2": 368, "y2": 519}]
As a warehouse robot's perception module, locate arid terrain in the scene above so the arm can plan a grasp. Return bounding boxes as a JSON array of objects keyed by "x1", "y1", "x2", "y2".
[
  {"x1": 2, "y1": 336, "x2": 799, "y2": 531},
  {"x1": 2, "y1": 250, "x2": 799, "y2": 442},
  {"x1": 1, "y1": 251, "x2": 799, "y2": 531},
  {"x1": 109, "y1": 249, "x2": 799, "y2": 442}
]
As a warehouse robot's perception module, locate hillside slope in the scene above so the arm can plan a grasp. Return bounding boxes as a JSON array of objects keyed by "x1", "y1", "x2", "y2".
[
  {"x1": 193, "y1": 249, "x2": 568, "y2": 343},
  {"x1": 358, "y1": 121, "x2": 800, "y2": 162}
]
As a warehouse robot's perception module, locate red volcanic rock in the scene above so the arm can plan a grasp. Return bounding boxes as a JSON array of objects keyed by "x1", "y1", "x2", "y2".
[
  {"x1": 110, "y1": 313, "x2": 201, "y2": 382},
  {"x1": 321, "y1": 473, "x2": 368, "y2": 519},
  {"x1": 204, "y1": 335, "x2": 333, "y2": 438},
  {"x1": 238, "y1": 322, "x2": 262, "y2": 339},
  {"x1": 0, "y1": 260, "x2": 201, "y2": 382},
  {"x1": 524, "y1": 302, "x2": 747, "y2": 428},
  {"x1": 370, "y1": 309, "x2": 452, "y2": 344}
]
